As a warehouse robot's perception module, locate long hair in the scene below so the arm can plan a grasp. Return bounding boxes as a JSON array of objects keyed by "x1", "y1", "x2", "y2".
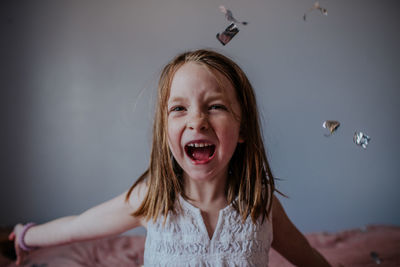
[{"x1": 126, "y1": 49, "x2": 276, "y2": 223}]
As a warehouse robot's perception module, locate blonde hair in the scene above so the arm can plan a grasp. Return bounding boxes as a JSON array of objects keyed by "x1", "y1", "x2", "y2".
[{"x1": 126, "y1": 49, "x2": 276, "y2": 223}]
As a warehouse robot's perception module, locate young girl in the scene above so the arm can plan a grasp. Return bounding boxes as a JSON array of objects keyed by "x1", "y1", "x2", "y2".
[{"x1": 10, "y1": 49, "x2": 331, "y2": 266}]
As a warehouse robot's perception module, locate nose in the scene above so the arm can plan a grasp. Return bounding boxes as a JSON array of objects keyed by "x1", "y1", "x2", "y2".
[{"x1": 187, "y1": 111, "x2": 209, "y2": 131}]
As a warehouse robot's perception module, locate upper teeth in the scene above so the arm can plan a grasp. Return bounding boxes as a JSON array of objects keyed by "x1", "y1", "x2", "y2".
[{"x1": 187, "y1": 143, "x2": 213, "y2": 148}]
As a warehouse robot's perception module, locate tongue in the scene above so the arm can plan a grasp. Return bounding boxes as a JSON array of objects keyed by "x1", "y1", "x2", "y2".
[{"x1": 192, "y1": 147, "x2": 212, "y2": 161}]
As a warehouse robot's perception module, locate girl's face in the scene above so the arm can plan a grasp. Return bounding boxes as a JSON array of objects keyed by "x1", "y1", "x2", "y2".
[{"x1": 167, "y1": 62, "x2": 243, "y2": 183}]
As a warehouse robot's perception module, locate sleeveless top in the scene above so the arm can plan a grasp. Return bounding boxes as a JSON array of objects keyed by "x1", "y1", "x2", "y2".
[{"x1": 144, "y1": 196, "x2": 273, "y2": 266}]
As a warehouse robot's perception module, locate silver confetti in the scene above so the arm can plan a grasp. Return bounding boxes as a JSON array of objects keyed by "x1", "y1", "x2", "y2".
[
  {"x1": 303, "y1": 1, "x2": 328, "y2": 21},
  {"x1": 216, "y1": 23, "x2": 239, "y2": 46},
  {"x1": 219, "y1": 5, "x2": 248, "y2": 25},
  {"x1": 322, "y1": 120, "x2": 340, "y2": 136},
  {"x1": 353, "y1": 131, "x2": 371, "y2": 149},
  {"x1": 370, "y1": 251, "x2": 382, "y2": 264}
]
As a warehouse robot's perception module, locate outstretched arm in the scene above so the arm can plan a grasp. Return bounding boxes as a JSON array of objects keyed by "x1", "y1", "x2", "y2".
[
  {"x1": 271, "y1": 195, "x2": 331, "y2": 267},
  {"x1": 9, "y1": 181, "x2": 147, "y2": 265}
]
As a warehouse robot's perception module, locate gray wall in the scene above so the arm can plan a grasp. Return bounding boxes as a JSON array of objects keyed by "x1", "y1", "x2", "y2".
[{"x1": 1, "y1": 0, "x2": 399, "y2": 233}]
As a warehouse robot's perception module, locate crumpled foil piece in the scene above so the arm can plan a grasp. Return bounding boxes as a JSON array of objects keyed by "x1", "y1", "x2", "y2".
[
  {"x1": 370, "y1": 251, "x2": 382, "y2": 264},
  {"x1": 323, "y1": 120, "x2": 340, "y2": 136},
  {"x1": 219, "y1": 5, "x2": 248, "y2": 25},
  {"x1": 303, "y1": 1, "x2": 328, "y2": 21},
  {"x1": 216, "y1": 23, "x2": 239, "y2": 46},
  {"x1": 353, "y1": 131, "x2": 371, "y2": 148}
]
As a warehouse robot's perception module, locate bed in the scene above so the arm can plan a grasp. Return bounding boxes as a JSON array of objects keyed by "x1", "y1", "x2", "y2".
[{"x1": 1, "y1": 225, "x2": 399, "y2": 266}]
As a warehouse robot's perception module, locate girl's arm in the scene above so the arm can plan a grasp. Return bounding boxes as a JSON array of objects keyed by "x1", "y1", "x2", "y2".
[
  {"x1": 271, "y1": 195, "x2": 332, "y2": 267},
  {"x1": 9, "y1": 181, "x2": 147, "y2": 265}
]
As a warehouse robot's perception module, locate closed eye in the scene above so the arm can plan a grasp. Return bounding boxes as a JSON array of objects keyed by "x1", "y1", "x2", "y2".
[
  {"x1": 169, "y1": 106, "x2": 186, "y2": 112},
  {"x1": 209, "y1": 104, "x2": 227, "y2": 111}
]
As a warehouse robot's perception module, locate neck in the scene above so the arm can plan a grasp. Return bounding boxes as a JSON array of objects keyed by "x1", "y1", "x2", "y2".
[{"x1": 183, "y1": 171, "x2": 228, "y2": 206}]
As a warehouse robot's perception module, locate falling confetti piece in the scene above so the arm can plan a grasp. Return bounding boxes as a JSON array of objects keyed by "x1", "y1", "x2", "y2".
[
  {"x1": 303, "y1": 1, "x2": 328, "y2": 21},
  {"x1": 322, "y1": 120, "x2": 340, "y2": 136},
  {"x1": 216, "y1": 6, "x2": 247, "y2": 45},
  {"x1": 370, "y1": 251, "x2": 382, "y2": 264},
  {"x1": 216, "y1": 23, "x2": 239, "y2": 46},
  {"x1": 219, "y1": 5, "x2": 248, "y2": 25},
  {"x1": 353, "y1": 131, "x2": 371, "y2": 148}
]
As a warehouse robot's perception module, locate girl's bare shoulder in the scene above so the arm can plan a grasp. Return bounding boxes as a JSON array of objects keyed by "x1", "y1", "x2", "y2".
[{"x1": 125, "y1": 180, "x2": 149, "y2": 226}]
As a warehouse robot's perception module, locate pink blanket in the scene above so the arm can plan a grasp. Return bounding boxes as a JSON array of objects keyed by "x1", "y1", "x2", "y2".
[
  {"x1": 1, "y1": 225, "x2": 399, "y2": 266},
  {"x1": 269, "y1": 225, "x2": 400, "y2": 267}
]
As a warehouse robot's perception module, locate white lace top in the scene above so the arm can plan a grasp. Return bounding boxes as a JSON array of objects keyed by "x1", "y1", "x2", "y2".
[{"x1": 144, "y1": 196, "x2": 273, "y2": 266}]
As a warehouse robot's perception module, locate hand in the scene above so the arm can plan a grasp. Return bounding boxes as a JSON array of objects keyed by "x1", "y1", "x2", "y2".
[{"x1": 8, "y1": 224, "x2": 30, "y2": 266}]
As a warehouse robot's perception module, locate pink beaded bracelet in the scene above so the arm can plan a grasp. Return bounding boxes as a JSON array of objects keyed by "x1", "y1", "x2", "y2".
[{"x1": 17, "y1": 222, "x2": 38, "y2": 252}]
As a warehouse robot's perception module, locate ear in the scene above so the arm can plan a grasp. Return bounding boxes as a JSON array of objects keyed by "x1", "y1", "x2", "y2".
[
  {"x1": 238, "y1": 129, "x2": 245, "y2": 143},
  {"x1": 238, "y1": 134, "x2": 245, "y2": 143}
]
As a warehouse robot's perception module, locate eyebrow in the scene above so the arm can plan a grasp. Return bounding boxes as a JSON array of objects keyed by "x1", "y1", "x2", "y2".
[
  {"x1": 168, "y1": 93, "x2": 226, "y2": 104},
  {"x1": 167, "y1": 96, "x2": 186, "y2": 104},
  {"x1": 206, "y1": 94, "x2": 226, "y2": 103}
]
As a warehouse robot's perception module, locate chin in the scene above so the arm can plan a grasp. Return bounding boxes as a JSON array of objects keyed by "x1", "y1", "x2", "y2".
[
  {"x1": 182, "y1": 166, "x2": 228, "y2": 183},
  {"x1": 183, "y1": 170, "x2": 215, "y2": 182}
]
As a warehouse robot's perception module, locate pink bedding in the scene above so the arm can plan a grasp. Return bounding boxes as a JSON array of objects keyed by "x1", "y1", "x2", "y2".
[
  {"x1": 269, "y1": 225, "x2": 400, "y2": 267},
  {"x1": 1, "y1": 225, "x2": 399, "y2": 267}
]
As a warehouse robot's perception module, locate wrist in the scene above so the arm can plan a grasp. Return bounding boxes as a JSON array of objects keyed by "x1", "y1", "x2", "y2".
[{"x1": 18, "y1": 222, "x2": 38, "y2": 252}]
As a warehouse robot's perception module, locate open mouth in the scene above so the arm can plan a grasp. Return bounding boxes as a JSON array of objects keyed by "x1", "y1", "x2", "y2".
[{"x1": 184, "y1": 142, "x2": 216, "y2": 163}]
